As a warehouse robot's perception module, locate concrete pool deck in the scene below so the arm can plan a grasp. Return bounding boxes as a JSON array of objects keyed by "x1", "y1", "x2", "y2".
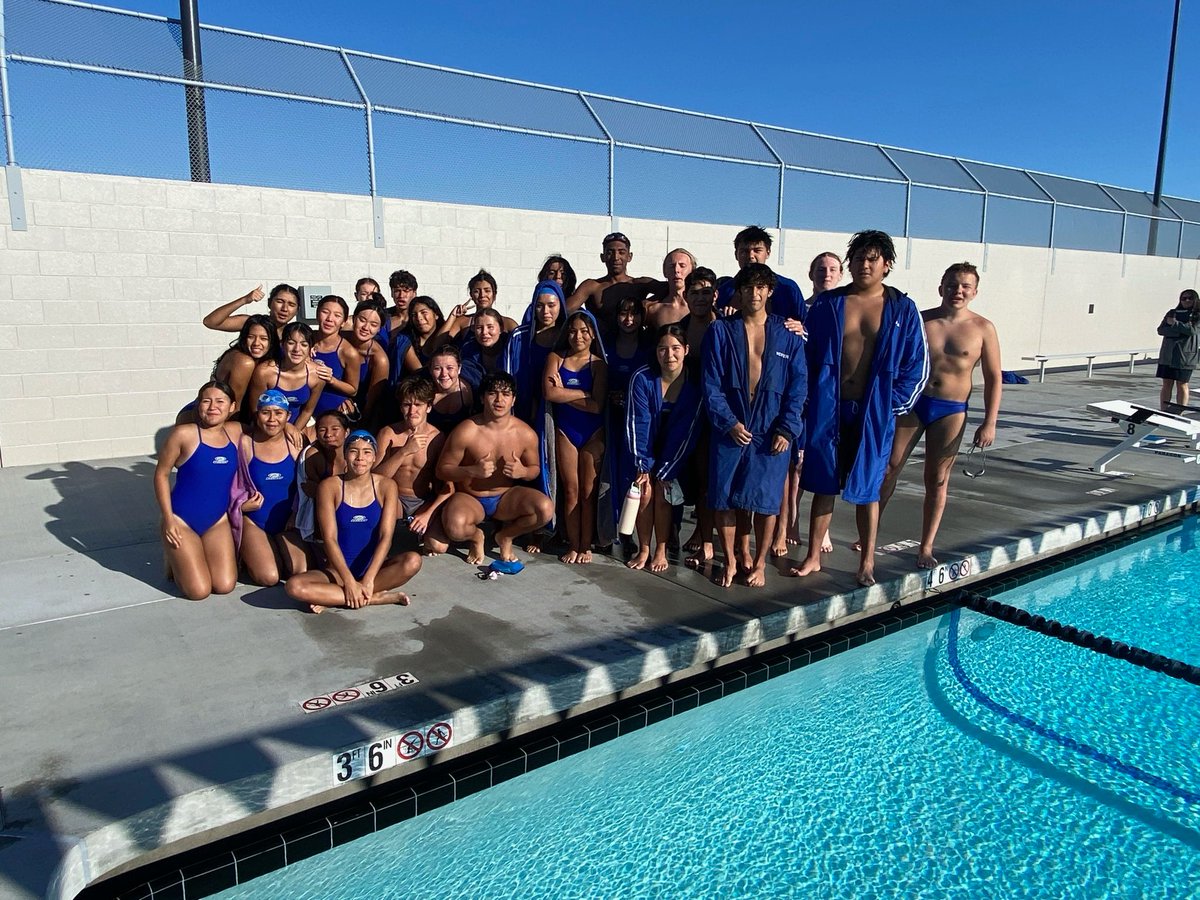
[{"x1": 2, "y1": 368, "x2": 1198, "y2": 899}]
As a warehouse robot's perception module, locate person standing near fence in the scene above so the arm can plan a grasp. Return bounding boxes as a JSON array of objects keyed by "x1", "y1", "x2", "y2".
[{"x1": 1156, "y1": 289, "x2": 1200, "y2": 410}]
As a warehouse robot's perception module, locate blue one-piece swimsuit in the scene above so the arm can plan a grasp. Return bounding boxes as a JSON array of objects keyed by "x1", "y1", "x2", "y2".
[
  {"x1": 335, "y1": 479, "x2": 382, "y2": 580},
  {"x1": 313, "y1": 339, "x2": 346, "y2": 416},
  {"x1": 555, "y1": 362, "x2": 603, "y2": 448},
  {"x1": 274, "y1": 365, "x2": 312, "y2": 424},
  {"x1": 246, "y1": 441, "x2": 296, "y2": 535},
  {"x1": 172, "y1": 426, "x2": 236, "y2": 535}
]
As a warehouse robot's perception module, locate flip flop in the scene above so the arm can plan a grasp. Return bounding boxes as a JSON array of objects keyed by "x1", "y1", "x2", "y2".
[{"x1": 490, "y1": 559, "x2": 525, "y2": 576}]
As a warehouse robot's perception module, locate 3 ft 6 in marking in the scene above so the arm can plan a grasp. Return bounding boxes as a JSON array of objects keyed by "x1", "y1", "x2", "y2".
[{"x1": 335, "y1": 738, "x2": 394, "y2": 783}]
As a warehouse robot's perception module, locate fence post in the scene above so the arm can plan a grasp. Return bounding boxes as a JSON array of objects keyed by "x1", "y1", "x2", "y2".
[
  {"x1": 878, "y1": 147, "x2": 911, "y2": 267},
  {"x1": 579, "y1": 93, "x2": 615, "y2": 231},
  {"x1": 0, "y1": 0, "x2": 27, "y2": 230},
  {"x1": 179, "y1": 0, "x2": 211, "y2": 183},
  {"x1": 750, "y1": 123, "x2": 785, "y2": 264},
  {"x1": 339, "y1": 50, "x2": 383, "y2": 249}
]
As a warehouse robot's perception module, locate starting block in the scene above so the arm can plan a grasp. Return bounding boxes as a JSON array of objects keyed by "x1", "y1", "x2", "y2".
[{"x1": 1086, "y1": 400, "x2": 1200, "y2": 473}]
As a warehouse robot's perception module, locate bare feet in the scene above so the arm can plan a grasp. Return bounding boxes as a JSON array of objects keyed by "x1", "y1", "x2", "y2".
[
  {"x1": 560, "y1": 549, "x2": 579, "y2": 564},
  {"x1": 307, "y1": 603, "x2": 326, "y2": 615},
  {"x1": 496, "y1": 536, "x2": 518, "y2": 563},
  {"x1": 789, "y1": 557, "x2": 821, "y2": 577},
  {"x1": 856, "y1": 565, "x2": 876, "y2": 587},
  {"x1": 626, "y1": 546, "x2": 650, "y2": 570},
  {"x1": 714, "y1": 564, "x2": 736, "y2": 588},
  {"x1": 649, "y1": 550, "x2": 668, "y2": 573},
  {"x1": 682, "y1": 530, "x2": 702, "y2": 552},
  {"x1": 577, "y1": 549, "x2": 593, "y2": 564},
  {"x1": 821, "y1": 534, "x2": 834, "y2": 553},
  {"x1": 685, "y1": 543, "x2": 715, "y2": 569},
  {"x1": 524, "y1": 535, "x2": 543, "y2": 555},
  {"x1": 379, "y1": 590, "x2": 411, "y2": 606},
  {"x1": 916, "y1": 549, "x2": 938, "y2": 569},
  {"x1": 745, "y1": 564, "x2": 767, "y2": 587},
  {"x1": 850, "y1": 540, "x2": 863, "y2": 553},
  {"x1": 737, "y1": 551, "x2": 754, "y2": 575},
  {"x1": 466, "y1": 528, "x2": 486, "y2": 565},
  {"x1": 770, "y1": 539, "x2": 788, "y2": 558}
]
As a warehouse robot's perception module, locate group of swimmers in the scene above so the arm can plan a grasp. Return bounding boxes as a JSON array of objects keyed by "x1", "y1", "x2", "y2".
[{"x1": 156, "y1": 224, "x2": 1001, "y2": 607}]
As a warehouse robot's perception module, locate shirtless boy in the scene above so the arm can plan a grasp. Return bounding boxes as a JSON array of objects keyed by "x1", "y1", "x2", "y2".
[
  {"x1": 876, "y1": 262, "x2": 1000, "y2": 569},
  {"x1": 644, "y1": 249, "x2": 696, "y2": 329},
  {"x1": 433, "y1": 372, "x2": 553, "y2": 564},
  {"x1": 375, "y1": 375, "x2": 451, "y2": 553},
  {"x1": 791, "y1": 231, "x2": 928, "y2": 587},
  {"x1": 567, "y1": 232, "x2": 658, "y2": 333}
]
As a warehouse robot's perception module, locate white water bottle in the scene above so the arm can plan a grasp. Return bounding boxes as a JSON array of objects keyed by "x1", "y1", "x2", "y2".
[{"x1": 618, "y1": 482, "x2": 641, "y2": 535}]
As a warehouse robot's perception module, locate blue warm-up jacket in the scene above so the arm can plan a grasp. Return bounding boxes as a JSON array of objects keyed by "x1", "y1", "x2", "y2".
[
  {"x1": 801, "y1": 285, "x2": 929, "y2": 504},
  {"x1": 701, "y1": 313, "x2": 807, "y2": 515},
  {"x1": 624, "y1": 367, "x2": 702, "y2": 483}
]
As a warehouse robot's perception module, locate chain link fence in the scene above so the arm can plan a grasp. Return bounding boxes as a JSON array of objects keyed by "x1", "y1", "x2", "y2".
[{"x1": 4, "y1": 0, "x2": 1200, "y2": 258}]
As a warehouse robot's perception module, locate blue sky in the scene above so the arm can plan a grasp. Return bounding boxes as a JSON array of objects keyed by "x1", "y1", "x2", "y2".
[{"x1": 101, "y1": 0, "x2": 1200, "y2": 200}]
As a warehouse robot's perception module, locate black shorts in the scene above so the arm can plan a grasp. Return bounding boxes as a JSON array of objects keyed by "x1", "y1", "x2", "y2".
[{"x1": 1156, "y1": 364, "x2": 1193, "y2": 383}]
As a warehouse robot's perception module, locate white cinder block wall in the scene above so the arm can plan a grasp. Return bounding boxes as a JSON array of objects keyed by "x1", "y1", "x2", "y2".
[{"x1": 1, "y1": 168, "x2": 1197, "y2": 467}]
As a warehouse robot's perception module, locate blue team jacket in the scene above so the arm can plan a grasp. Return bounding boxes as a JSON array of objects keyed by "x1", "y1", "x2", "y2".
[
  {"x1": 701, "y1": 313, "x2": 807, "y2": 514},
  {"x1": 801, "y1": 286, "x2": 929, "y2": 504},
  {"x1": 625, "y1": 367, "x2": 702, "y2": 482}
]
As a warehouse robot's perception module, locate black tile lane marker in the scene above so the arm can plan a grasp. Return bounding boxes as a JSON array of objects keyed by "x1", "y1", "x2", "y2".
[{"x1": 960, "y1": 592, "x2": 1200, "y2": 686}]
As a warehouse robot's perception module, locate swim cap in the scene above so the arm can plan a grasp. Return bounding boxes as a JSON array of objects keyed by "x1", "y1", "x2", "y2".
[
  {"x1": 256, "y1": 389, "x2": 290, "y2": 411},
  {"x1": 344, "y1": 429, "x2": 377, "y2": 449}
]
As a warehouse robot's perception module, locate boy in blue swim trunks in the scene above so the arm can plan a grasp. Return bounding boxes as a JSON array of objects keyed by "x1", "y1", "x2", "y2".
[
  {"x1": 433, "y1": 372, "x2": 553, "y2": 566},
  {"x1": 875, "y1": 262, "x2": 1001, "y2": 570}
]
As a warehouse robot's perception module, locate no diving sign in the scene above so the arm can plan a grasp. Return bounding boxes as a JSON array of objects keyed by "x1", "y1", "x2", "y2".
[
  {"x1": 301, "y1": 672, "x2": 420, "y2": 714},
  {"x1": 331, "y1": 720, "x2": 456, "y2": 785}
]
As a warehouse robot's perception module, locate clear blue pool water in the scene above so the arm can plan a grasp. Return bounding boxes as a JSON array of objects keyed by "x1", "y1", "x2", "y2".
[{"x1": 217, "y1": 519, "x2": 1200, "y2": 898}]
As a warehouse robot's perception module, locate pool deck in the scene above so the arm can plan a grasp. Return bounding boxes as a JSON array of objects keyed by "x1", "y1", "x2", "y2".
[{"x1": 2, "y1": 368, "x2": 1199, "y2": 899}]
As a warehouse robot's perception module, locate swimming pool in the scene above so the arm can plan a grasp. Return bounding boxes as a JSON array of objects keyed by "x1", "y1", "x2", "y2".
[{"x1": 207, "y1": 519, "x2": 1200, "y2": 898}]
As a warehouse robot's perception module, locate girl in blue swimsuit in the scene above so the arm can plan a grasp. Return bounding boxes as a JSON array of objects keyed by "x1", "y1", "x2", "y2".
[
  {"x1": 544, "y1": 310, "x2": 609, "y2": 564},
  {"x1": 284, "y1": 431, "x2": 421, "y2": 613},
  {"x1": 403, "y1": 295, "x2": 449, "y2": 368},
  {"x1": 341, "y1": 296, "x2": 391, "y2": 429},
  {"x1": 155, "y1": 381, "x2": 242, "y2": 601},
  {"x1": 246, "y1": 322, "x2": 324, "y2": 429},
  {"x1": 237, "y1": 389, "x2": 307, "y2": 586},
  {"x1": 311, "y1": 295, "x2": 362, "y2": 417},
  {"x1": 427, "y1": 345, "x2": 475, "y2": 433},
  {"x1": 460, "y1": 308, "x2": 508, "y2": 390},
  {"x1": 176, "y1": 315, "x2": 277, "y2": 426}
]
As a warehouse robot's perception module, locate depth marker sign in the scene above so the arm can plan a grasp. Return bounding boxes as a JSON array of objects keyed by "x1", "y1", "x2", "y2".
[
  {"x1": 300, "y1": 672, "x2": 420, "y2": 714},
  {"x1": 331, "y1": 720, "x2": 457, "y2": 784}
]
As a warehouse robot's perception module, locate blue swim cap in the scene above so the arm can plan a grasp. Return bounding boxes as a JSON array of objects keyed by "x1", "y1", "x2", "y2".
[
  {"x1": 257, "y1": 388, "x2": 290, "y2": 411},
  {"x1": 344, "y1": 428, "x2": 377, "y2": 449}
]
